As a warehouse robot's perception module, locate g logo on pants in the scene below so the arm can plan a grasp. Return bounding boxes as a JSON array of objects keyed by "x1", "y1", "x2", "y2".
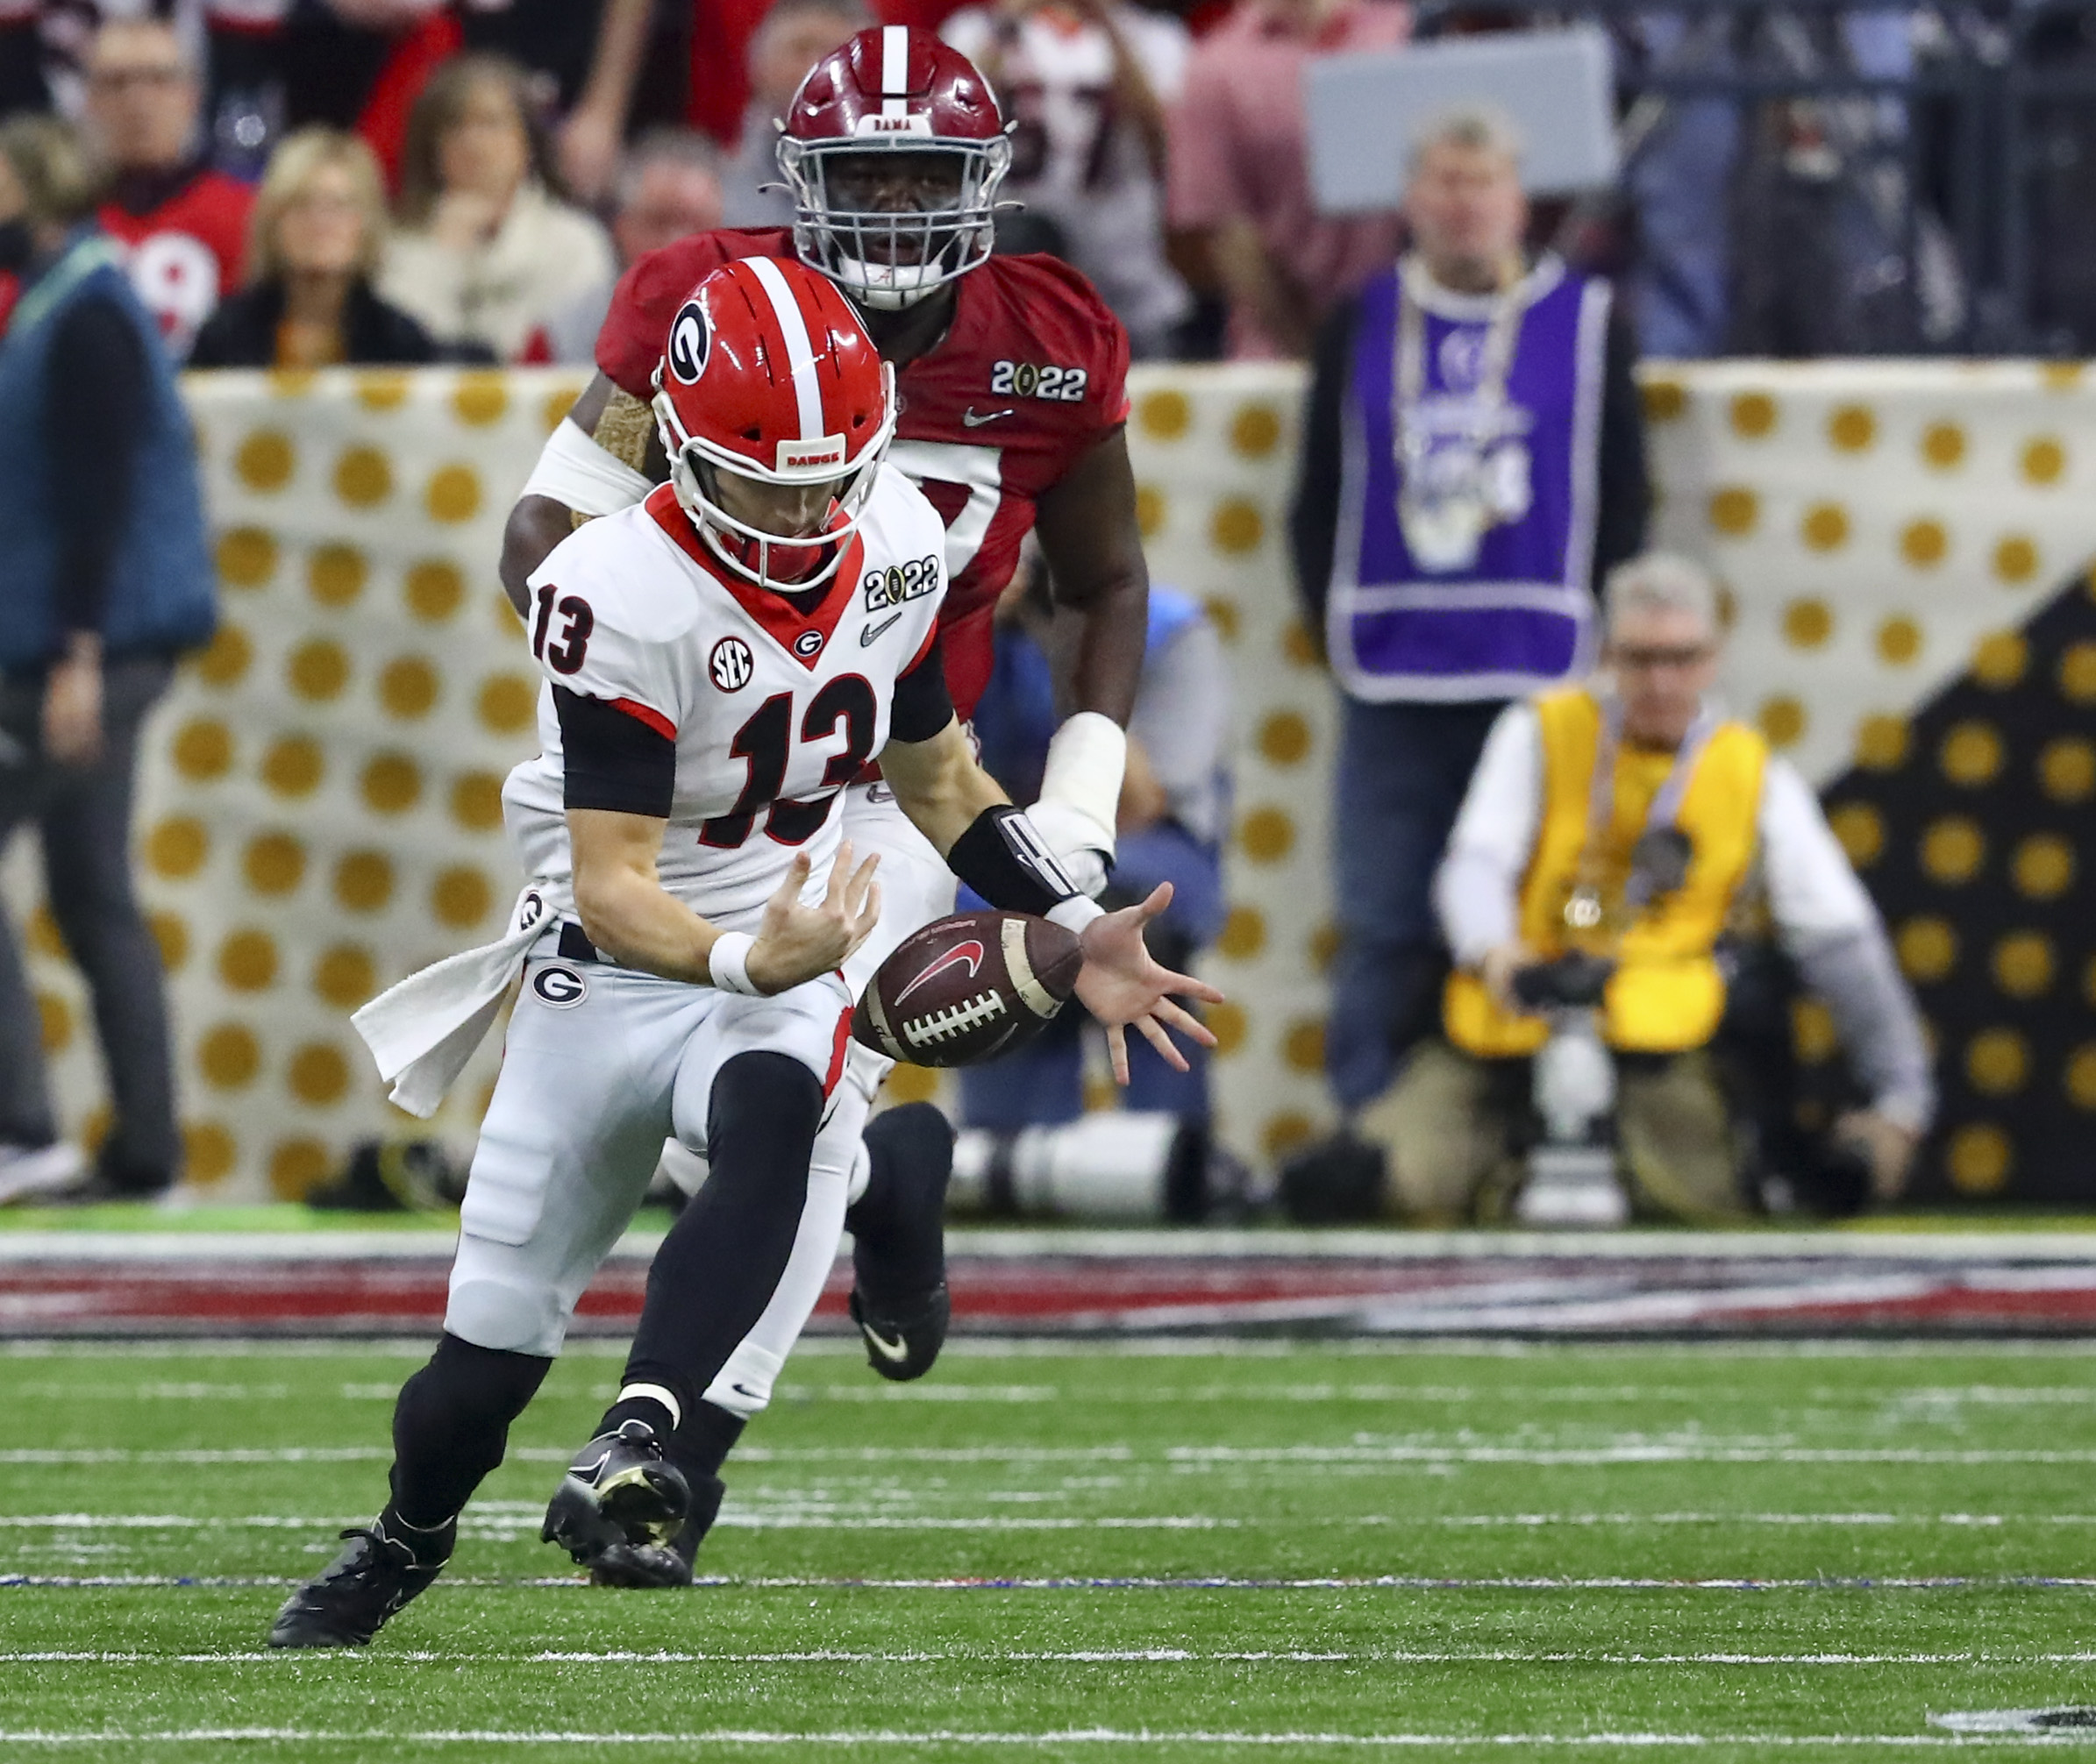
[{"x1": 531, "y1": 964, "x2": 588, "y2": 1009}]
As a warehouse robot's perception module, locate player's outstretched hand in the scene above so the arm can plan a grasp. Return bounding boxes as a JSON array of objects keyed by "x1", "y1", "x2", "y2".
[
  {"x1": 746, "y1": 842, "x2": 882, "y2": 994},
  {"x1": 1072, "y1": 883, "x2": 1225, "y2": 1084}
]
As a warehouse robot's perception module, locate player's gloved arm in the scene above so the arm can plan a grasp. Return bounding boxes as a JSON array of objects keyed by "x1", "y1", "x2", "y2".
[
  {"x1": 1030, "y1": 427, "x2": 1147, "y2": 895},
  {"x1": 500, "y1": 373, "x2": 666, "y2": 615},
  {"x1": 881, "y1": 713, "x2": 1224, "y2": 1083}
]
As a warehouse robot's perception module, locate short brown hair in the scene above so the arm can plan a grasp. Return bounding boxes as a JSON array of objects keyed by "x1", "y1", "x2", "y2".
[
  {"x1": 248, "y1": 128, "x2": 389, "y2": 284},
  {"x1": 0, "y1": 114, "x2": 103, "y2": 229},
  {"x1": 396, "y1": 53, "x2": 560, "y2": 227}
]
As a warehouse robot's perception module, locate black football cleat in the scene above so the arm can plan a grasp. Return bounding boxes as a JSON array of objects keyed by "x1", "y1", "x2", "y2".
[
  {"x1": 267, "y1": 1515, "x2": 453, "y2": 1648},
  {"x1": 588, "y1": 1472, "x2": 725, "y2": 1589},
  {"x1": 541, "y1": 1419, "x2": 690, "y2": 1568},
  {"x1": 850, "y1": 1282, "x2": 951, "y2": 1383},
  {"x1": 846, "y1": 1103, "x2": 955, "y2": 1382}
]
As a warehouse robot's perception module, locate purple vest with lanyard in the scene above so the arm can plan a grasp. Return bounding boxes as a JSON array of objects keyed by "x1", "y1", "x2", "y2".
[{"x1": 1326, "y1": 254, "x2": 1610, "y2": 703}]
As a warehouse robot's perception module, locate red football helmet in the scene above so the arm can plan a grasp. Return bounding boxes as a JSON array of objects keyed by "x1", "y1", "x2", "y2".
[
  {"x1": 650, "y1": 257, "x2": 896, "y2": 591},
  {"x1": 777, "y1": 24, "x2": 1012, "y2": 310}
]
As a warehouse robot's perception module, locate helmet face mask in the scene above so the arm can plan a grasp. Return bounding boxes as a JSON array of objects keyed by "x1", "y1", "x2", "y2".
[
  {"x1": 778, "y1": 25, "x2": 1014, "y2": 311},
  {"x1": 782, "y1": 133, "x2": 1011, "y2": 310}
]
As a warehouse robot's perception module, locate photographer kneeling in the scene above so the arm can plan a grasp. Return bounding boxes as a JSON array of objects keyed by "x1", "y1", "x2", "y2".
[{"x1": 1358, "y1": 554, "x2": 1933, "y2": 1224}]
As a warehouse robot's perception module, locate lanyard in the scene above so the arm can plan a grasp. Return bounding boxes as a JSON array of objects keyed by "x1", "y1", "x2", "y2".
[
  {"x1": 1392, "y1": 255, "x2": 1531, "y2": 473},
  {"x1": 1575, "y1": 695, "x2": 1715, "y2": 911}
]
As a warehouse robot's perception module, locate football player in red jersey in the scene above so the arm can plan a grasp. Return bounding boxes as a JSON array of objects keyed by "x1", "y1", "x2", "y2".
[{"x1": 498, "y1": 23, "x2": 1151, "y2": 1587}]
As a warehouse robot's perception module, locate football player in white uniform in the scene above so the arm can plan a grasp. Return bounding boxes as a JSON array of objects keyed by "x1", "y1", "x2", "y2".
[{"x1": 269, "y1": 256, "x2": 1216, "y2": 1649}]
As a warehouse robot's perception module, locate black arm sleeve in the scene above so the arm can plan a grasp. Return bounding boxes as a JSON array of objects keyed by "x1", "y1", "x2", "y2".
[
  {"x1": 46, "y1": 294, "x2": 149, "y2": 637},
  {"x1": 948, "y1": 805, "x2": 1082, "y2": 916},
  {"x1": 555, "y1": 686, "x2": 677, "y2": 817},
  {"x1": 1591, "y1": 296, "x2": 1652, "y2": 591},
  {"x1": 1287, "y1": 295, "x2": 1358, "y2": 641},
  {"x1": 888, "y1": 634, "x2": 956, "y2": 744}
]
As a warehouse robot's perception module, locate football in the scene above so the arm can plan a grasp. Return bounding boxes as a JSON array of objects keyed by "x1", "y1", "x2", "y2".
[{"x1": 853, "y1": 910, "x2": 1084, "y2": 1067}]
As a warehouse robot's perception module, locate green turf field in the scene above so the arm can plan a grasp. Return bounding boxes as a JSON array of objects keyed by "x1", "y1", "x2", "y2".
[{"x1": 4, "y1": 1338, "x2": 2096, "y2": 1760}]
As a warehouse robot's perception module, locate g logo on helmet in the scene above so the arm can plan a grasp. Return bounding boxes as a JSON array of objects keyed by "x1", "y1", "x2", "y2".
[{"x1": 667, "y1": 299, "x2": 710, "y2": 385}]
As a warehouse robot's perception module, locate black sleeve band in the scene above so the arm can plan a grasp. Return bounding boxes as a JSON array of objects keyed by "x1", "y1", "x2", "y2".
[
  {"x1": 948, "y1": 804, "x2": 1080, "y2": 916},
  {"x1": 556, "y1": 686, "x2": 676, "y2": 817},
  {"x1": 888, "y1": 634, "x2": 956, "y2": 743}
]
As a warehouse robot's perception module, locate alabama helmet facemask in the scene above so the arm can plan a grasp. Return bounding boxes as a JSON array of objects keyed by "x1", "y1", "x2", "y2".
[
  {"x1": 777, "y1": 24, "x2": 1013, "y2": 311},
  {"x1": 651, "y1": 256, "x2": 897, "y2": 593}
]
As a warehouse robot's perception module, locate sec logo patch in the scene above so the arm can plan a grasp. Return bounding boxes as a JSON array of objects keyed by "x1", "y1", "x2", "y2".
[
  {"x1": 710, "y1": 637, "x2": 754, "y2": 692},
  {"x1": 531, "y1": 964, "x2": 588, "y2": 1009}
]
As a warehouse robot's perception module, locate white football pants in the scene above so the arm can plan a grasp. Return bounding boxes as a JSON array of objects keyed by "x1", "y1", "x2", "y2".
[
  {"x1": 701, "y1": 781, "x2": 956, "y2": 1419},
  {"x1": 446, "y1": 937, "x2": 854, "y2": 1360}
]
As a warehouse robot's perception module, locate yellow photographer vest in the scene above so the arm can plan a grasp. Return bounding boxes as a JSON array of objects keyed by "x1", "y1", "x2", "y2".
[{"x1": 1444, "y1": 686, "x2": 1769, "y2": 1058}]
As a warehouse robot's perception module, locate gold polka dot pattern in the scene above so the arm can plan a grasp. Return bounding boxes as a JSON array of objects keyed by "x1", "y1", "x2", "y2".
[{"x1": 0, "y1": 366, "x2": 560, "y2": 1193}]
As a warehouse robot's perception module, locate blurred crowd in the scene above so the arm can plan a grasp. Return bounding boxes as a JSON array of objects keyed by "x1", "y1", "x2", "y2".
[{"x1": 4, "y1": 0, "x2": 2064, "y2": 369}]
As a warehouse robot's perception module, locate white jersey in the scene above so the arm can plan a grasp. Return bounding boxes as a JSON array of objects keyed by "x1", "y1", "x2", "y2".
[
  {"x1": 942, "y1": 2, "x2": 1191, "y2": 352},
  {"x1": 503, "y1": 465, "x2": 950, "y2": 934}
]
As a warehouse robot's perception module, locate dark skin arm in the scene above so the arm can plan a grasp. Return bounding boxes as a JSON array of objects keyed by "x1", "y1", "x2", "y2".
[
  {"x1": 499, "y1": 372, "x2": 672, "y2": 615},
  {"x1": 1032, "y1": 424, "x2": 1149, "y2": 725}
]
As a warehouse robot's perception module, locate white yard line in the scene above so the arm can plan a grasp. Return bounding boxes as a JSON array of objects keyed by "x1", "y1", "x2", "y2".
[
  {"x1": 7, "y1": 1647, "x2": 2095, "y2": 1666},
  {"x1": 0, "y1": 1726, "x2": 2080, "y2": 1748},
  {"x1": 5, "y1": 1509, "x2": 2095, "y2": 1532},
  {"x1": 10, "y1": 1571, "x2": 2096, "y2": 1590}
]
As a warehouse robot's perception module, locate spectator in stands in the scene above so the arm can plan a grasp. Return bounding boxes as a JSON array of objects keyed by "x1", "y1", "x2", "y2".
[
  {"x1": 1290, "y1": 106, "x2": 1650, "y2": 1123},
  {"x1": 0, "y1": 117, "x2": 215, "y2": 1207},
  {"x1": 1166, "y1": 0, "x2": 1407, "y2": 359},
  {"x1": 944, "y1": 0, "x2": 1191, "y2": 358},
  {"x1": 377, "y1": 52, "x2": 616, "y2": 361},
  {"x1": 190, "y1": 127, "x2": 450, "y2": 367},
  {"x1": 82, "y1": 16, "x2": 253, "y2": 361},
  {"x1": 543, "y1": 126, "x2": 723, "y2": 362},
  {"x1": 960, "y1": 553, "x2": 1232, "y2": 1131},
  {"x1": 1361, "y1": 554, "x2": 1930, "y2": 1222},
  {"x1": 719, "y1": 0, "x2": 870, "y2": 229}
]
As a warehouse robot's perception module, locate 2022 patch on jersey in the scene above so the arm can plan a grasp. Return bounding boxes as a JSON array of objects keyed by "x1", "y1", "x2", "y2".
[{"x1": 503, "y1": 466, "x2": 949, "y2": 931}]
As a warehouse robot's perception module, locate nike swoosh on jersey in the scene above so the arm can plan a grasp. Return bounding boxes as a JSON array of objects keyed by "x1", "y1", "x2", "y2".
[
  {"x1": 859, "y1": 1320, "x2": 913, "y2": 1363},
  {"x1": 860, "y1": 611, "x2": 903, "y2": 646},
  {"x1": 960, "y1": 407, "x2": 1016, "y2": 427}
]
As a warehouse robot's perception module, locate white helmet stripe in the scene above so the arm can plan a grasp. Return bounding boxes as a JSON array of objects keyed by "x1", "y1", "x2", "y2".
[
  {"x1": 880, "y1": 24, "x2": 909, "y2": 94},
  {"x1": 744, "y1": 254, "x2": 825, "y2": 442}
]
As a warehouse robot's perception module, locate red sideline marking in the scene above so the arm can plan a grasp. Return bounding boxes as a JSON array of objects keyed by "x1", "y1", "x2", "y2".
[{"x1": 8, "y1": 1253, "x2": 2096, "y2": 1334}]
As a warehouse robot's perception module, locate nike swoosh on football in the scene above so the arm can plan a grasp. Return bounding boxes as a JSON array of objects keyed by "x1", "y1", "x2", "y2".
[
  {"x1": 860, "y1": 611, "x2": 902, "y2": 646},
  {"x1": 861, "y1": 1322, "x2": 912, "y2": 1363},
  {"x1": 961, "y1": 406, "x2": 1015, "y2": 427}
]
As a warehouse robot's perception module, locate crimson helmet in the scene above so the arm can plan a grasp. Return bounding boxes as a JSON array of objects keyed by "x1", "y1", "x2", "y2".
[
  {"x1": 778, "y1": 25, "x2": 1012, "y2": 310},
  {"x1": 650, "y1": 256, "x2": 896, "y2": 591}
]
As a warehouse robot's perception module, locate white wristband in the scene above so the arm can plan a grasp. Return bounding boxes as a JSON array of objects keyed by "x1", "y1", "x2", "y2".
[
  {"x1": 708, "y1": 931, "x2": 762, "y2": 995},
  {"x1": 1046, "y1": 896, "x2": 1106, "y2": 935}
]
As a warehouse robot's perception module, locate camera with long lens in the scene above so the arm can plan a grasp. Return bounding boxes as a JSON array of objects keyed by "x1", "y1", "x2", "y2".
[{"x1": 1510, "y1": 950, "x2": 1616, "y2": 1011}]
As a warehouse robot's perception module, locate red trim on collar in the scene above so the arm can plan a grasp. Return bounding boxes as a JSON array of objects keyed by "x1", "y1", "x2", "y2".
[{"x1": 645, "y1": 483, "x2": 863, "y2": 672}]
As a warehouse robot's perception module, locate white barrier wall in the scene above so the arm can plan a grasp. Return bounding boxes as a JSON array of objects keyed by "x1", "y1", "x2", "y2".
[{"x1": 9, "y1": 359, "x2": 2094, "y2": 1199}]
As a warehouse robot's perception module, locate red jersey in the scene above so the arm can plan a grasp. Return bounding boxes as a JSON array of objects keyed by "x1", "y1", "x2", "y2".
[
  {"x1": 596, "y1": 227, "x2": 1132, "y2": 719},
  {"x1": 98, "y1": 169, "x2": 253, "y2": 360}
]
